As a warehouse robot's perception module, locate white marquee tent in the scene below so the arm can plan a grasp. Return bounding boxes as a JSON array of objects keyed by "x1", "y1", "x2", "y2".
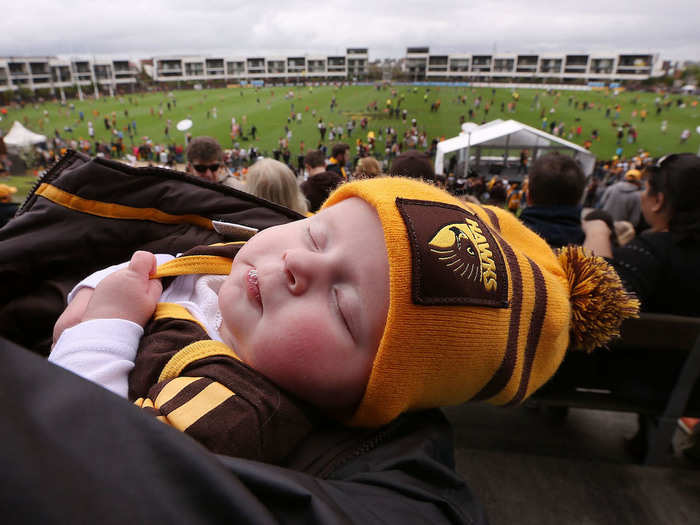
[
  {"x1": 3, "y1": 121, "x2": 47, "y2": 151},
  {"x1": 434, "y1": 119, "x2": 596, "y2": 177}
]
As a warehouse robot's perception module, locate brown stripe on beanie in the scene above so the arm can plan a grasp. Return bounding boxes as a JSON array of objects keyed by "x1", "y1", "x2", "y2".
[
  {"x1": 471, "y1": 230, "x2": 523, "y2": 401},
  {"x1": 482, "y1": 206, "x2": 501, "y2": 232},
  {"x1": 506, "y1": 258, "x2": 548, "y2": 406}
]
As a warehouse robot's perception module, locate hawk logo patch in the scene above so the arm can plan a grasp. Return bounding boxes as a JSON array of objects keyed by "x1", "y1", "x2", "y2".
[{"x1": 396, "y1": 198, "x2": 508, "y2": 308}]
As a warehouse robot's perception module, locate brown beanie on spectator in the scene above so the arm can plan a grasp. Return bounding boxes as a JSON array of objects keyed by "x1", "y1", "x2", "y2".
[{"x1": 389, "y1": 150, "x2": 435, "y2": 181}]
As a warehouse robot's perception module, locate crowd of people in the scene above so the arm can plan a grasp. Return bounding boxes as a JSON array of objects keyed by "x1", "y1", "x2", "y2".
[{"x1": 0, "y1": 84, "x2": 699, "y2": 521}]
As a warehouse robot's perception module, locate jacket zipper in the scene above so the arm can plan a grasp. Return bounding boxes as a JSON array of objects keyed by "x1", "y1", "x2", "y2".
[
  {"x1": 16, "y1": 149, "x2": 82, "y2": 215},
  {"x1": 318, "y1": 421, "x2": 401, "y2": 478}
]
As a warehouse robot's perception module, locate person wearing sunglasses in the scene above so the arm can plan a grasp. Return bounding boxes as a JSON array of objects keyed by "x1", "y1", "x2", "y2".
[
  {"x1": 186, "y1": 136, "x2": 226, "y2": 183},
  {"x1": 583, "y1": 153, "x2": 700, "y2": 461},
  {"x1": 584, "y1": 153, "x2": 700, "y2": 316}
]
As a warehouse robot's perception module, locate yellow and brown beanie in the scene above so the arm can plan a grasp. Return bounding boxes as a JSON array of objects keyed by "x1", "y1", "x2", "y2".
[{"x1": 323, "y1": 177, "x2": 638, "y2": 427}]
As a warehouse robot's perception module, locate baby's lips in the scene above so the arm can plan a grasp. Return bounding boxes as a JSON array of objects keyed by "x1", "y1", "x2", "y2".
[{"x1": 246, "y1": 268, "x2": 262, "y2": 307}]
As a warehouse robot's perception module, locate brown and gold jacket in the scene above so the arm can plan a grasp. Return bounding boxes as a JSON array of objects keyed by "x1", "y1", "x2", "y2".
[
  {"x1": 130, "y1": 243, "x2": 316, "y2": 463},
  {"x1": 0, "y1": 150, "x2": 303, "y2": 355}
]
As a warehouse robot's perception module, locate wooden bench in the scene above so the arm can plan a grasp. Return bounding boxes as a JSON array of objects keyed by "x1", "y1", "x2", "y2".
[{"x1": 532, "y1": 313, "x2": 700, "y2": 465}]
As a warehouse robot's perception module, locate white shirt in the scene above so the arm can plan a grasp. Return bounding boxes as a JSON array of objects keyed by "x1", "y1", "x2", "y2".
[{"x1": 49, "y1": 255, "x2": 227, "y2": 398}]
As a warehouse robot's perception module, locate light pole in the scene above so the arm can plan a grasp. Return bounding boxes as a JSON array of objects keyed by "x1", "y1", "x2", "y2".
[{"x1": 463, "y1": 131, "x2": 472, "y2": 178}]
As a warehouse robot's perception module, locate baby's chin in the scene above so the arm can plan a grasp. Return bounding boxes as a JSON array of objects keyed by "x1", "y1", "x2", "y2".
[{"x1": 217, "y1": 322, "x2": 242, "y2": 360}]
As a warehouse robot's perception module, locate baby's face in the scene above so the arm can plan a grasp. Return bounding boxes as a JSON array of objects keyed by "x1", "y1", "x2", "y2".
[{"x1": 218, "y1": 197, "x2": 390, "y2": 410}]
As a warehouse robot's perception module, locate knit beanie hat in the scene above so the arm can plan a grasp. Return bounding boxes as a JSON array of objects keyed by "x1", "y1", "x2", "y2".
[
  {"x1": 624, "y1": 169, "x2": 642, "y2": 182},
  {"x1": 322, "y1": 177, "x2": 639, "y2": 427},
  {"x1": 0, "y1": 184, "x2": 17, "y2": 201}
]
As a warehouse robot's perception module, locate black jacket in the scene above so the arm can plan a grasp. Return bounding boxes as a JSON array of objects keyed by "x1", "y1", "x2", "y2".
[
  {"x1": 519, "y1": 205, "x2": 585, "y2": 249},
  {"x1": 0, "y1": 336, "x2": 486, "y2": 524},
  {"x1": 0, "y1": 152, "x2": 487, "y2": 524},
  {"x1": 611, "y1": 230, "x2": 700, "y2": 317}
]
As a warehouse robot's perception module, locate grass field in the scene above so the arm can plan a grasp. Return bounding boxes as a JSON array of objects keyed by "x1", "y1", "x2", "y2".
[{"x1": 2, "y1": 84, "x2": 700, "y2": 202}]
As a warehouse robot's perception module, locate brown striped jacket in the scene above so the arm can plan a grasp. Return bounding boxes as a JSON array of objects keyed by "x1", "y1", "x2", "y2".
[{"x1": 129, "y1": 243, "x2": 317, "y2": 463}]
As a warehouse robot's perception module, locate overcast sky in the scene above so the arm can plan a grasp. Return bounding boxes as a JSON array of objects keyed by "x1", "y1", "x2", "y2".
[{"x1": 2, "y1": 0, "x2": 699, "y2": 62}]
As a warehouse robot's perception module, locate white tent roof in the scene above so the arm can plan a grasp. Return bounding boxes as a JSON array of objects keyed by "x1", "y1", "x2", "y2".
[
  {"x1": 3, "y1": 121, "x2": 47, "y2": 148},
  {"x1": 435, "y1": 119, "x2": 596, "y2": 176}
]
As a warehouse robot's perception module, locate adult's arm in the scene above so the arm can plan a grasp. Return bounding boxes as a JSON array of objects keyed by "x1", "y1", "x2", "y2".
[
  {"x1": 0, "y1": 338, "x2": 485, "y2": 525},
  {"x1": 582, "y1": 219, "x2": 613, "y2": 257}
]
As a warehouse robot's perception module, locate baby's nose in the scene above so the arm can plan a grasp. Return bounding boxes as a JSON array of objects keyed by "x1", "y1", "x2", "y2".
[{"x1": 283, "y1": 250, "x2": 312, "y2": 295}]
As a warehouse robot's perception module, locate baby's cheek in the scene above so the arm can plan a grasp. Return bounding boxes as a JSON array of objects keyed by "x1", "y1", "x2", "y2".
[
  {"x1": 255, "y1": 321, "x2": 338, "y2": 390},
  {"x1": 271, "y1": 321, "x2": 331, "y2": 365}
]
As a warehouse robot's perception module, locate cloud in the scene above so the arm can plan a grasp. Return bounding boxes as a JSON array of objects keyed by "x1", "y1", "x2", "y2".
[{"x1": 2, "y1": 0, "x2": 698, "y2": 60}]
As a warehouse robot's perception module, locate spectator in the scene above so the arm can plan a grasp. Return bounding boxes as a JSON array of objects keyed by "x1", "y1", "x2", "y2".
[
  {"x1": 582, "y1": 176, "x2": 604, "y2": 208},
  {"x1": 303, "y1": 149, "x2": 326, "y2": 178},
  {"x1": 483, "y1": 176, "x2": 507, "y2": 207},
  {"x1": 326, "y1": 143, "x2": 350, "y2": 180},
  {"x1": 583, "y1": 154, "x2": 700, "y2": 461},
  {"x1": 584, "y1": 153, "x2": 700, "y2": 316},
  {"x1": 519, "y1": 153, "x2": 586, "y2": 248},
  {"x1": 598, "y1": 168, "x2": 643, "y2": 228},
  {"x1": 388, "y1": 150, "x2": 435, "y2": 181},
  {"x1": 186, "y1": 136, "x2": 225, "y2": 183},
  {"x1": 245, "y1": 159, "x2": 308, "y2": 215},
  {"x1": 300, "y1": 174, "x2": 344, "y2": 214},
  {"x1": 353, "y1": 156, "x2": 382, "y2": 179}
]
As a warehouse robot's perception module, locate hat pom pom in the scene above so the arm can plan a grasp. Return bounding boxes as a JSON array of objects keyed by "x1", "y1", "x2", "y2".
[{"x1": 556, "y1": 245, "x2": 640, "y2": 353}]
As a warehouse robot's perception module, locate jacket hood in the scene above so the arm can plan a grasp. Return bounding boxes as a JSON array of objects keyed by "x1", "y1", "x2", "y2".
[{"x1": 616, "y1": 181, "x2": 642, "y2": 193}]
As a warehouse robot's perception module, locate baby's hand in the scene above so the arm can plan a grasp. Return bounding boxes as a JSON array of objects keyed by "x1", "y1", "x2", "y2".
[
  {"x1": 53, "y1": 287, "x2": 94, "y2": 347},
  {"x1": 82, "y1": 251, "x2": 163, "y2": 327}
]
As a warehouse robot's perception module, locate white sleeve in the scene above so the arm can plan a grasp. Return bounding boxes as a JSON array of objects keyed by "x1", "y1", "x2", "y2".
[
  {"x1": 67, "y1": 254, "x2": 176, "y2": 303},
  {"x1": 48, "y1": 318, "x2": 144, "y2": 398}
]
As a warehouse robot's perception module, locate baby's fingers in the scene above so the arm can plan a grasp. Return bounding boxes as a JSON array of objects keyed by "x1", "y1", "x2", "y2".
[
  {"x1": 146, "y1": 278, "x2": 163, "y2": 304},
  {"x1": 128, "y1": 251, "x2": 157, "y2": 278}
]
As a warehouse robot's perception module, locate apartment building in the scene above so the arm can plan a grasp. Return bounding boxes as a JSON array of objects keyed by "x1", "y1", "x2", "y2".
[
  {"x1": 404, "y1": 48, "x2": 661, "y2": 83},
  {"x1": 152, "y1": 48, "x2": 369, "y2": 84},
  {"x1": 0, "y1": 56, "x2": 138, "y2": 95}
]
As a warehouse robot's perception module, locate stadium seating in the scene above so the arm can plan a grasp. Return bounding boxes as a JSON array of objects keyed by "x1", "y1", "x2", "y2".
[{"x1": 533, "y1": 313, "x2": 700, "y2": 465}]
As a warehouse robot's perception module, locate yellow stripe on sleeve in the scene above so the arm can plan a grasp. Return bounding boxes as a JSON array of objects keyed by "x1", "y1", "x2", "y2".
[
  {"x1": 153, "y1": 376, "x2": 202, "y2": 407},
  {"x1": 35, "y1": 183, "x2": 214, "y2": 230},
  {"x1": 162, "y1": 382, "x2": 235, "y2": 431}
]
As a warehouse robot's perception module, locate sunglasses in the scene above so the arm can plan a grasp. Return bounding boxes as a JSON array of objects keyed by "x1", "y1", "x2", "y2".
[
  {"x1": 193, "y1": 163, "x2": 220, "y2": 173},
  {"x1": 653, "y1": 154, "x2": 677, "y2": 170}
]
